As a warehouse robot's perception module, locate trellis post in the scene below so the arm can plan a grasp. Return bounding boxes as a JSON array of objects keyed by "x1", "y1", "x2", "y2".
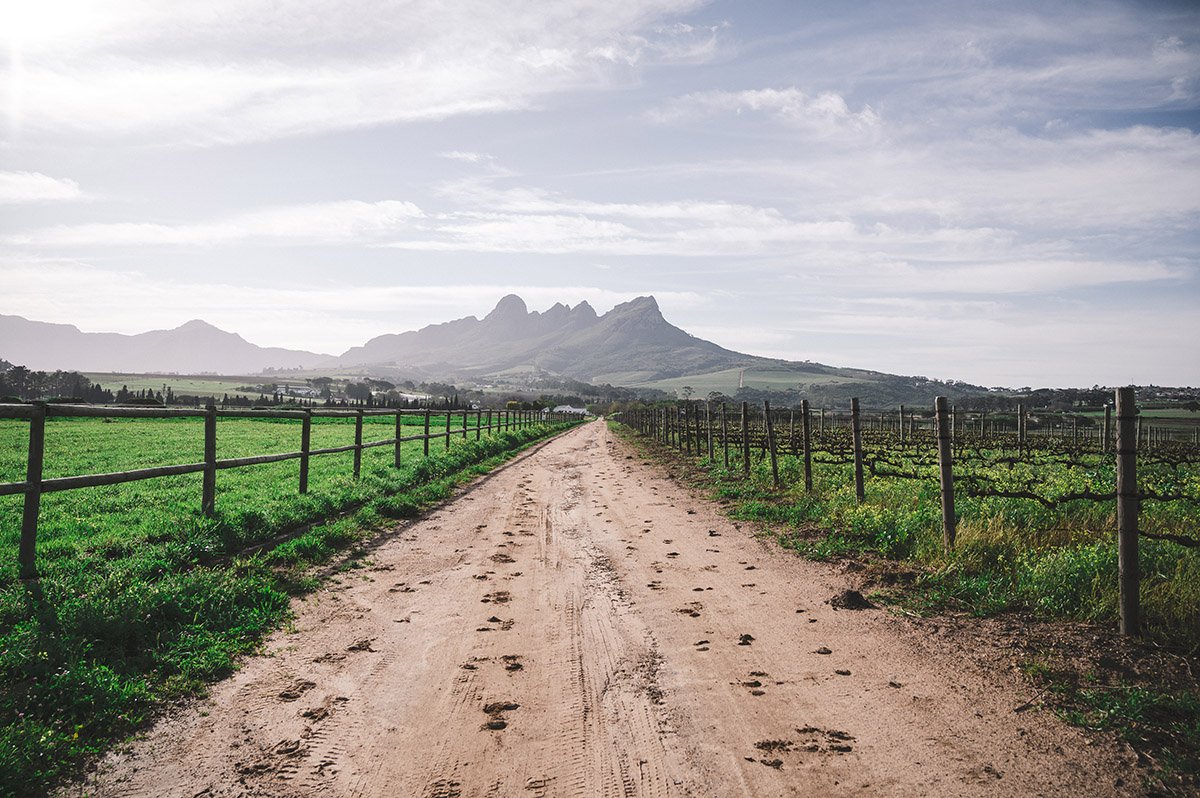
[
  {"x1": 764, "y1": 400, "x2": 780, "y2": 489},
  {"x1": 1115, "y1": 387, "x2": 1140, "y2": 637},
  {"x1": 740, "y1": 401, "x2": 751, "y2": 477},
  {"x1": 801, "y1": 398, "x2": 813, "y2": 493},
  {"x1": 935, "y1": 396, "x2": 956, "y2": 549},
  {"x1": 851, "y1": 398, "x2": 864, "y2": 503}
]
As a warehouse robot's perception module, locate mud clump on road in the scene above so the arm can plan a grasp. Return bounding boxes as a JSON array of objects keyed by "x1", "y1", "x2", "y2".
[
  {"x1": 481, "y1": 701, "x2": 520, "y2": 731},
  {"x1": 829, "y1": 589, "x2": 876, "y2": 610}
]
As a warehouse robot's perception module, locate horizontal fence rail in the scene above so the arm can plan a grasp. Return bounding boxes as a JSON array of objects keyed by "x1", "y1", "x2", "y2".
[
  {"x1": 2, "y1": 404, "x2": 581, "y2": 580},
  {"x1": 618, "y1": 389, "x2": 1200, "y2": 638}
]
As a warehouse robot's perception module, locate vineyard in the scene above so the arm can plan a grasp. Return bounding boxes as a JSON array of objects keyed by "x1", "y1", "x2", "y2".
[{"x1": 618, "y1": 393, "x2": 1200, "y2": 648}]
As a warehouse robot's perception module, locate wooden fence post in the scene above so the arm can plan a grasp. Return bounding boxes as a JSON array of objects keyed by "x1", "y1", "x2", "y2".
[
  {"x1": 393, "y1": 411, "x2": 403, "y2": 468},
  {"x1": 423, "y1": 408, "x2": 431, "y2": 457},
  {"x1": 851, "y1": 398, "x2": 865, "y2": 502},
  {"x1": 1115, "y1": 386, "x2": 1140, "y2": 637},
  {"x1": 444, "y1": 410, "x2": 452, "y2": 450},
  {"x1": 801, "y1": 398, "x2": 813, "y2": 493},
  {"x1": 476, "y1": 409, "x2": 482, "y2": 440},
  {"x1": 462, "y1": 410, "x2": 468, "y2": 439},
  {"x1": 764, "y1": 400, "x2": 780, "y2": 489},
  {"x1": 353, "y1": 409, "x2": 364, "y2": 478},
  {"x1": 18, "y1": 403, "x2": 46, "y2": 580},
  {"x1": 741, "y1": 401, "x2": 751, "y2": 477},
  {"x1": 935, "y1": 396, "x2": 956, "y2": 549},
  {"x1": 300, "y1": 409, "x2": 312, "y2": 492},
  {"x1": 683, "y1": 403, "x2": 693, "y2": 456},
  {"x1": 202, "y1": 404, "x2": 217, "y2": 517},
  {"x1": 899, "y1": 404, "x2": 906, "y2": 445}
]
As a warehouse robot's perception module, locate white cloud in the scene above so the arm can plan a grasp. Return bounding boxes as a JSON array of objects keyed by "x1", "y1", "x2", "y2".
[
  {"x1": 5, "y1": 200, "x2": 423, "y2": 246},
  {"x1": 0, "y1": 171, "x2": 84, "y2": 203},
  {"x1": 440, "y1": 151, "x2": 495, "y2": 164},
  {"x1": 651, "y1": 87, "x2": 881, "y2": 137},
  {"x1": 1, "y1": 0, "x2": 715, "y2": 145}
]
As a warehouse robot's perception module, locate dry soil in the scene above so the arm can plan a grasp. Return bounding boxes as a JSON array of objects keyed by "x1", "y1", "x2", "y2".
[{"x1": 70, "y1": 420, "x2": 1138, "y2": 797}]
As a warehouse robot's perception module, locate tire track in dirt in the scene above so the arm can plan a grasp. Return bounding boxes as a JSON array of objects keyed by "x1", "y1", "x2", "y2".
[{"x1": 69, "y1": 421, "x2": 1137, "y2": 798}]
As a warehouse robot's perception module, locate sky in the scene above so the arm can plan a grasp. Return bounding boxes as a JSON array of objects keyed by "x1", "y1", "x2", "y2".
[{"x1": 1, "y1": 0, "x2": 1197, "y2": 389}]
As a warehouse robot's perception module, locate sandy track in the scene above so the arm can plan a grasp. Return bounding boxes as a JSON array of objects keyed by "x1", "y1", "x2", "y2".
[{"x1": 72, "y1": 420, "x2": 1135, "y2": 797}]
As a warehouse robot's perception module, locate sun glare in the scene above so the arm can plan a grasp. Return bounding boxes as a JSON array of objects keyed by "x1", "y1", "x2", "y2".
[{"x1": 1, "y1": 1, "x2": 113, "y2": 53}]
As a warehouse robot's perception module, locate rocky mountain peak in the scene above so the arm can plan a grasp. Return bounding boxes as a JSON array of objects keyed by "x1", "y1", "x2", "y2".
[
  {"x1": 484, "y1": 294, "x2": 529, "y2": 323},
  {"x1": 609, "y1": 295, "x2": 665, "y2": 323},
  {"x1": 571, "y1": 301, "x2": 598, "y2": 319}
]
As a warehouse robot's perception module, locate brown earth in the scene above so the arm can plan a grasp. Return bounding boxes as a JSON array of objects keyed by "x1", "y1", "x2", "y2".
[{"x1": 68, "y1": 420, "x2": 1140, "y2": 797}]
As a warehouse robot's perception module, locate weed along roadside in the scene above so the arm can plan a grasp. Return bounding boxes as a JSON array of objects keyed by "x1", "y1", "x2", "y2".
[
  {"x1": 0, "y1": 409, "x2": 581, "y2": 796},
  {"x1": 614, "y1": 394, "x2": 1200, "y2": 795}
]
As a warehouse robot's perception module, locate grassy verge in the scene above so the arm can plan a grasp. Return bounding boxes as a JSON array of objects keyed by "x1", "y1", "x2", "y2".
[
  {"x1": 613, "y1": 421, "x2": 1200, "y2": 793},
  {"x1": 0, "y1": 420, "x2": 577, "y2": 795}
]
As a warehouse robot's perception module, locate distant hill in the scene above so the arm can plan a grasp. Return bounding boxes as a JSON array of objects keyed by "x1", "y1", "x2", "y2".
[
  {"x1": 338, "y1": 294, "x2": 747, "y2": 382},
  {"x1": 0, "y1": 297, "x2": 993, "y2": 404},
  {"x1": 0, "y1": 315, "x2": 330, "y2": 373},
  {"x1": 335, "y1": 295, "x2": 991, "y2": 405}
]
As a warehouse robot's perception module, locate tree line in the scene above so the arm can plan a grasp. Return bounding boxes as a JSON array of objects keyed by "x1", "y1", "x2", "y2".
[{"x1": 0, "y1": 360, "x2": 114, "y2": 403}]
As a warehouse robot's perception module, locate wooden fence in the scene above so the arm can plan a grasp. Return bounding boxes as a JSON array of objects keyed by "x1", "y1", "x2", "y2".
[
  {"x1": 619, "y1": 389, "x2": 1199, "y2": 637},
  {"x1": 1, "y1": 403, "x2": 577, "y2": 580}
]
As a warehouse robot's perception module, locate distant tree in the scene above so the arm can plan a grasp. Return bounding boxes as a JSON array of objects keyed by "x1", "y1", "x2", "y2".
[
  {"x1": 680, "y1": 386, "x2": 694, "y2": 400},
  {"x1": 345, "y1": 382, "x2": 372, "y2": 402},
  {"x1": 6, "y1": 366, "x2": 30, "y2": 396}
]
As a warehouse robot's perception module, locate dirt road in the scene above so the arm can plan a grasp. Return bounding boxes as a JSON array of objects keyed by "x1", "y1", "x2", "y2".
[{"x1": 75, "y1": 420, "x2": 1135, "y2": 797}]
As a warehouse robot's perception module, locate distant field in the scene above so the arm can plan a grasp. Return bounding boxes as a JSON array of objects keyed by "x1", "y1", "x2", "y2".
[
  {"x1": 1079, "y1": 408, "x2": 1200, "y2": 418},
  {"x1": 1079, "y1": 407, "x2": 1200, "y2": 431},
  {"x1": 83, "y1": 372, "x2": 267, "y2": 397},
  {"x1": 617, "y1": 365, "x2": 872, "y2": 396}
]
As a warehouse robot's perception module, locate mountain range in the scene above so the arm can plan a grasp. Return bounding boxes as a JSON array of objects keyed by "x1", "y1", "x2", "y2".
[
  {"x1": 0, "y1": 315, "x2": 328, "y2": 374},
  {"x1": 0, "y1": 296, "x2": 989, "y2": 403},
  {"x1": 339, "y1": 295, "x2": 749, "y2": 383}
]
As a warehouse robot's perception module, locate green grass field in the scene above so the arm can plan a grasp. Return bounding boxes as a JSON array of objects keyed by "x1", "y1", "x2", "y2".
[
  {"x1": 82, "y1": 372, "x2": 268, "y2": 397},
  {"x1": 0, "y1": 414, "x2": 576, "y2": 794}
]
